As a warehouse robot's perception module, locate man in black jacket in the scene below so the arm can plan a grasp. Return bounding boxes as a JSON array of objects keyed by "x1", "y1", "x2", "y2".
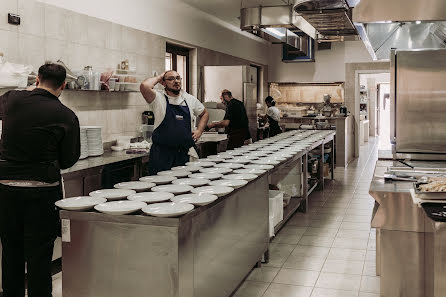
[
  {"x1": 0, "y1": 63, "x2": 80, "y2": 297},
  {"x1": 207, "y1": 89, "x2": 251, "y2": 150}
]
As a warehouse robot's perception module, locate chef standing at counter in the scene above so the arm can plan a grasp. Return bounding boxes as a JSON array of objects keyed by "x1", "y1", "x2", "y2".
[
  {"x1": 0, "y1": 63, "x2": 80, "y2": 297},
  {"x1": 140, "y1": 70, "x2": 209, "y2": 175},
  {"x1": 207, "y1": 89, "x2": 251, "y2": 150},
  {"x1": 264, "y1": 96, "x2": 282, "y2": 137}
]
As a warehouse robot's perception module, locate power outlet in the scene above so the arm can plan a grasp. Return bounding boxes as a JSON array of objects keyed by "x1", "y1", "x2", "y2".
[{"x1": 8, "y1": 13, "x2": 20, "y2": 25}]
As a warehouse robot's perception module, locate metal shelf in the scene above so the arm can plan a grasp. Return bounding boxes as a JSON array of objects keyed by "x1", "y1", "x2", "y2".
[{"x1": 308, "y1": 182, "x2": 318, "y2": 196}]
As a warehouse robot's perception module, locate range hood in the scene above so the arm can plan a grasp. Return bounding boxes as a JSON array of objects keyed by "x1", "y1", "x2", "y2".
[
  {"x1": 240, "y1": 4, "x2": 315, "y2": 57},
  {"x1": 353, "y1": 0, "x2": 446, "y2": 60},
  {"x1": 240, "y1": 0, "x2": 359, "y2": 44},
  {"x1": 293, "y1": 0, "x2": 359, "y2": 42}
]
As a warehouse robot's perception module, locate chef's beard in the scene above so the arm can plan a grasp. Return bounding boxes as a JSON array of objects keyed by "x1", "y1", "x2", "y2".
[{"x1": 166, "y1": 86, "x2": 180, "y2": 95}]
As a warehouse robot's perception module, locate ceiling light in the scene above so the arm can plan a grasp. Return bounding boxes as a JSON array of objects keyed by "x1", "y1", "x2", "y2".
[
  {"x1": 265, "y1": 27, "x2": 286, "y2": 37},
  {"x1": 415, "y1": 21, "x2": 421, "y2": 24}
]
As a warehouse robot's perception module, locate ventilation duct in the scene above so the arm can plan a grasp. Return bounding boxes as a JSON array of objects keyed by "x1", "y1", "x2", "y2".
[{"x1": 353, "y1": 0, "x2": 446, "y2": 60}]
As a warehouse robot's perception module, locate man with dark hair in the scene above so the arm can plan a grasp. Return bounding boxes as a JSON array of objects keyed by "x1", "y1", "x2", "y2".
[
  {"x1": 207, "y1": 89, "x2": 251, "y2": 150},
  {"x1": 0, "y1": 62, "x2": 80, "y2": 297},
  {"x1": 140, "y1": 70, "x2": 209, "y2": 174}
]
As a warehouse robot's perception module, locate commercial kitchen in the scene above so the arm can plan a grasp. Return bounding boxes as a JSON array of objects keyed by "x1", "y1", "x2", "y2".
[{"x1": 1, "y1": 0, "x2": 446, "y2": 296}]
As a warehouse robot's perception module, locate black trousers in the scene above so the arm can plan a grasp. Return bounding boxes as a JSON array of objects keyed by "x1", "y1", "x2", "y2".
[{"x1": 0, "y1": 184, "x2": 60, "y2": 297}]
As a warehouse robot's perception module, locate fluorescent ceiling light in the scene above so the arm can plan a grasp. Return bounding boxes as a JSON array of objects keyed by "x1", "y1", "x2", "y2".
[
  {"x1": 415, "y1": 21, "x2": 421, "y2": 24},
  {"x1": 265, "y1": 27, "x2": 286, "y2": 37}
]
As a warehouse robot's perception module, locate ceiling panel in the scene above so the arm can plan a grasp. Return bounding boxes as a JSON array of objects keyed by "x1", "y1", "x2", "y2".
[{"x1": 180, "y1": 0, "x2": 289, "y2": 27}]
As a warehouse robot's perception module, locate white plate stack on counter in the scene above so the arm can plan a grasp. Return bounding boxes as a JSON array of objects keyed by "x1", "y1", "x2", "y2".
[
  {"x1": 79, "y1": 127, "x2": 89, "y2": 159},
  {"x1": 84, "y1": 126, "x2": 104, "y2": 157},
  {"x1": 54, "y1": 130, "x2": 332, "y2": 218}
]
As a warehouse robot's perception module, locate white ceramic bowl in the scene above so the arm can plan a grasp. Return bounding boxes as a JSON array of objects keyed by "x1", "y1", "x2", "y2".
[
  {"x1": 171, "y1": 193, "x2": 218, "y2": 206},
  {"x1": 142, "y1": 202, "x2": 194, "y2": 217},
  {"x1": 139, "y1": 175, "x2": 177, "y2": 185},
  {"x1": 127, "y1": 192, "x2": 174, "y2": 203},
  {"x1": 114, "y1": 181, "x2": 155, "y2": 192},
  {"x1": 151, "y1": 184, "x2": 194, "y2": 195},
  {"x1": 191, "y1": 185, "x2": 234, "y2": 197},
  {"x1": 94, "y1": 200, "x2": 146, "y2": 215},
  {"x1": 55, "y1": 196, "x2": 106, "y2": 211},
  {"x1": 89, "y1": 189, "x2": 136, "y2": 201},
  {"x1": 172, "y1": 178, "x2": 211, "y2": 187}
]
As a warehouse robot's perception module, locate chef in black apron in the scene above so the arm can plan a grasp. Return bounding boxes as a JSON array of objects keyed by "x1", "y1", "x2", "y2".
[
  {"x1": 0, "y1": 63, "x2": 80, "y2": 297},
  {"x1": 140, "y1": 71, "x2": 209, "y2": 175},
  {"x1": 264, "y1": 96, "x2": 282, "y2": 137},
  {"x1": 207, "y1": 89, "x2": 251, "y2": 150}
]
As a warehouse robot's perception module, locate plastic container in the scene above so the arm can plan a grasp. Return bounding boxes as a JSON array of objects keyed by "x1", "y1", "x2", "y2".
[{"x1": 269, "y1": 190, "x2": 284, "y2": 227}]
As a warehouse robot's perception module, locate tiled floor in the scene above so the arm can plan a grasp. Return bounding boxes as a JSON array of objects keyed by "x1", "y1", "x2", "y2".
[
  {"x1": 50, "y1": 137, "x2": 380, "y2": 297},
  {"x1": 234, "y1": 137, "x2": 380, "y2": 297}
]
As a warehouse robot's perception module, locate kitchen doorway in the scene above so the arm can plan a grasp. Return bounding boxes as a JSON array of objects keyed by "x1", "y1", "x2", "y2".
[
  {"x1": 165, "y1": 43, "x2": 190, "y2": 93},
  {"x1": 377, "y1": 83, "x2": 391, "y2": 150}
]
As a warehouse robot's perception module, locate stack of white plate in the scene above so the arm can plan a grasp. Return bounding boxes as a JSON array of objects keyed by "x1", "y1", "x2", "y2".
[
  {"x1": 79, "y1": 127, "x2": 89, "y2": 159},
  {"x1": 85, "y1": 126, "x2": 103, "y2": 157}
]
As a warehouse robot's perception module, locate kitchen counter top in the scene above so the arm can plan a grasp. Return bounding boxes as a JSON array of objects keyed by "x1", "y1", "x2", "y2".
[
  {"x1": 61, "y1": 150, "x2": 149, "y2": 175},
  {"x1": 281, "y1": 115, "x2": 351, "y2": 120}
]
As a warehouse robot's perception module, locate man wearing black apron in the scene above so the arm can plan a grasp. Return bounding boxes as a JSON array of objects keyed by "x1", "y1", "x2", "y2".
[
  {"x1": 264, "y1": 96, "x2": 282, "y2": 137},
  {"x1": 0, "y1": 63, "x2": 80, "y2": 297},
  {"x1": 140, "y1": 71, "x2": 209, "y2": 175},
  {"x1": 207, "y1": 89, "x2": 251, "y2": 150}
]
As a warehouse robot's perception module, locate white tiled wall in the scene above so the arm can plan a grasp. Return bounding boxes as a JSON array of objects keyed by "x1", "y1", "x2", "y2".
[{"x1": 0, "y1": 0, "x2": 166, "y2": 142}]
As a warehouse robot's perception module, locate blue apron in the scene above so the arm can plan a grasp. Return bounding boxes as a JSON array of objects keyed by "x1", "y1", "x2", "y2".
[{"x1": 148, "y1": 95, "x2": 195, "y2": 175}]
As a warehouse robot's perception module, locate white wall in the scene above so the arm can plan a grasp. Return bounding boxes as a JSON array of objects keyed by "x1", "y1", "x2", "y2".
[
  {"x1": 38, "y1": 0, "x2": 270, "y2": 65},
  {"x1": 268, "y1": 40, "x2": 373, "y2": 83}
]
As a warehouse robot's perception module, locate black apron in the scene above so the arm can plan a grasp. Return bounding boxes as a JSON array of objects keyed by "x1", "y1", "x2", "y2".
[
  {"x1": 148, "y1": 95, "x2": 195, "y2": 175},
  {"x1": 268, "y1": 115, "x2": 282, "y2": 137}
]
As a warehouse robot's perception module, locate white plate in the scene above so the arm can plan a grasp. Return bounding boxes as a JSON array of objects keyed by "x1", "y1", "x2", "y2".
[
  {"x1": 214, "y1": 163, "x2": 244, "y2": 169},
  {"x1": 142, "y1": 202, "x2": 194, "y2": 217},
  {"x1": 251, "y1": 159, "x2": 280, "y2": 165},
  {"x1": 55, "y1": 196, "x2": 107, "y2": 211},
  {"x1": 205, "y1": 155, "x2": 226, "y2": 162},
  {"x1": 94, "y1": 201, "x2": 146, "y2": 215},
  {"x1": 171, "y1": 193, "x2": 218, "y2": 206},
  {"x1": 191, "y1": 185, "x2": 234, "y2": 197},
  {"x1": 216, "y1": 154, "x2": 234, "y2": 159},
  {"x1": 171, "y1": 165, "x2": 202, "y2": 172},
  {"x1": 89, "y1": 189, "x2": 136, "y2": 200},
  {"x1": 127, "y1": 192, "x2": 174, "y2": 203},
  {"x1": 222, "y1": 158, "x2": 249, "y2": 164},
  {"x1": 151, "y1": 184, "x2": 193, "y2": 194},
  {"x1": 222, "y1": 173, "x2": 257, "y2": 181},
  {"x1": 233, "y1": 168, "x2": 266, "y2": 175},
  {"x1": 172, "y1": 178, "x2": 211, "y2": 187},
  {"x1": 114, "y1": 181, "x2": 155, "y2": 192},
  {"x1": 219, "y1": 151, "x2": 244, "y2": 156},
  {"x1": 186, "y1": 161, "x2": 216, "y2": 167},
  {"x1": 244, "y1": 164, "x2": 274, "y2": 170},
  {"x1": 199, "y1": 167, "x2": 233, "y2": 174},
  {"x1": 157, "y1": 170, "x2": 192, "y2": 177},
  {"x1": 139, "y1": 175, "x2": 177, "y2": 184},
  {"x1": 209, "y1": 179, "x2": 248, "y2": 189},
  {"x1": 188, "y1": 172, "x2": 223, "y2": 180}
]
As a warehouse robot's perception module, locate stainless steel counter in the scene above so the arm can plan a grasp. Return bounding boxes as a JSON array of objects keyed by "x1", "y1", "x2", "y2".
[
  {"x1": 60, "y1": 174, "x2": 269, "y2": 297},
  {"x1": 369, "y1": 160, "x2": 446, "y2": 297},
  {"x1": 62, "y1": 150, "x2": 149, "y2": 176}
]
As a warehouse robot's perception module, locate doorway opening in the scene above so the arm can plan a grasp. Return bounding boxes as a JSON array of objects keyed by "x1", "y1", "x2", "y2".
[
  {"x1": 358, "y1": 72, "x2": 391, "y2": 151},
  {"x1": 165, "y1": 43, "x2": 190, "y2": 93}
]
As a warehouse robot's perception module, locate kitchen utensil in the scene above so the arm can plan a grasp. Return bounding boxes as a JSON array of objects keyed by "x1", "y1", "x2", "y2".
[{"x1": 142, "y1": 202, "x2": 194, "y2": 217}]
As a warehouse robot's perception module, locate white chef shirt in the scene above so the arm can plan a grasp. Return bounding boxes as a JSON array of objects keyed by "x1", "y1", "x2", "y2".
[
  {"x1": 267, "y1": 106, "x2": 281, "y2": 122},
  {"x1": 149, "y1": 89, "x2": 205, "y2": 131}
]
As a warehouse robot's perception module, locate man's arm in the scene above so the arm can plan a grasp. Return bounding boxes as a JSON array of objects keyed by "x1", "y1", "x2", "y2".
[
  {"x1": 208, "y1": 119, "x2": 229, "y2": 129},
  {"x1": 59, "y1": 115, "x2": 81, "y2": 169},
  {"x1": 192, "y1": 109, "x2": 209, "y2": 141},
  {"x1": 140, "y1": 72, "x2": 165, "y2": 104}
]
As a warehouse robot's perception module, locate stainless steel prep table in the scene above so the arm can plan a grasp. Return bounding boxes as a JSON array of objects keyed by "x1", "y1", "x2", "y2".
[
  {"x1": 60, "y1": 173, "x2": 269, "y2": 297},
  {"x1": 57, "y1": 130, "x2": 336, "y2": 297},
  {"x1": 369, "y1": 160, "x2": 446, "y2": 297}
]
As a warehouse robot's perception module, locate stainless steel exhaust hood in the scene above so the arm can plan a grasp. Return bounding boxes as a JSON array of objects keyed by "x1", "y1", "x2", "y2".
[
  {"x1": 240, "y1": 4, "x2": 316, "y2": 56},
  {"x1": 353, "y1": 0, "x2": 446, "y2": 60}
]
